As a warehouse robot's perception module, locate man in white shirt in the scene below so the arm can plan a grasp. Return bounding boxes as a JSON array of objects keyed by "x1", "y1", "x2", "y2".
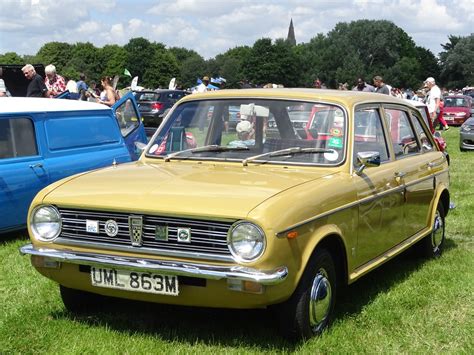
[
  {"x1": 196, "y1": 76, "x2": 210, "y2": 93},
  {"x1": 425, "y1": 77, "x2": 448, "y2": 130}
]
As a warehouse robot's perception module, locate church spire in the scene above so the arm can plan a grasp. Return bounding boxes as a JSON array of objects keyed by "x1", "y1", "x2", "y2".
[{"x1": 287, "y1": 18, "x2": 296, "y2": 46}]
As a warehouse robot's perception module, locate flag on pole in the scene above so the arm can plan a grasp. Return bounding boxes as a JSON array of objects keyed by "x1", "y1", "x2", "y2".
[{"x1": 124, "y1": 69, "x2": 132, "y2": 77}]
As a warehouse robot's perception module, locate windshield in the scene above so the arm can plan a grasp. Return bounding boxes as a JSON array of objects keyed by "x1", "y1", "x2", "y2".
[
  {"x1": 146, "y1": 99, "x2": 346, "y2": 165},
  {"x1": 444, "y1": 97, "x2": 468, "y2": 108}
]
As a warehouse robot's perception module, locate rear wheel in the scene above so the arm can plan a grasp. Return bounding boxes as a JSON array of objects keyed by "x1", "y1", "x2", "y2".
[
  {"x1": 277, "y1": 249, "x2": 337, "y2": 340},
  {"x1": 60, "y1": 285, "x2": 108, "y2": 313},
  {"x1": 418, "y1": 203, "x2": 445, "y2": 258}
]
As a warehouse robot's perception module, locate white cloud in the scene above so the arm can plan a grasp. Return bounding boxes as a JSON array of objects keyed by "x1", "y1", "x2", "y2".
[{"x1": 0, "y1": 0, "x2": 472, "y2": 58}]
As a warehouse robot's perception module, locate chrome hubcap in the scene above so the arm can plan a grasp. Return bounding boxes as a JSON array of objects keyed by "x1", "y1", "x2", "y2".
[
  {"x1": 432, "y1": 210, "x2": 444, "y2": 252},
  {"x1": 309, "y1": 268, "x2": 332, "y2": 332}
]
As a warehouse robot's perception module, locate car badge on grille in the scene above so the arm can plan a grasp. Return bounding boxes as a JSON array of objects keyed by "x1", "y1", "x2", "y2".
[
  {"x1": 129, "y1": 216, "x2": 143, "y2": 246},
  {"x1": 177, "y1": 228, "x2": 191, "y2": 243},
  {"x1": 104, "y1": 220, "x2": 119, "y2": 237},
  {"x1": 155, "y1": 225, "x2": 168, "y2": 241}
]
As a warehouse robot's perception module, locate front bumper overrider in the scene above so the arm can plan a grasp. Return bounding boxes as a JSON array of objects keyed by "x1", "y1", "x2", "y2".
[{"x1": 20, "y1": 244, "x2": 288, "y2": 285}]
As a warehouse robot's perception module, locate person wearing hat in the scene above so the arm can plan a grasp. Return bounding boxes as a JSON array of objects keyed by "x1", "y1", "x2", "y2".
[
  {"x1": 228, "y1": 120, "x2": 255, "y2": 148},
  {"x1": 196, "y1": 76, "x2": 210, "y2": 93},
  {"x1": 425, "y1": 77, "x2": 448, "y2": 130}
]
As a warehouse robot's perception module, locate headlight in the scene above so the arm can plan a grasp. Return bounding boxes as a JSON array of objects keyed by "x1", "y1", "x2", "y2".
[
  {"x1": 455, "y1": 112, "x2": 467, "y2": 117},
  {"x1": 30, "y1": 205, "x2": 62, "y2": 241},
  {"x1": 228, "y1": 222, "x2": 266, "y2": 262}
]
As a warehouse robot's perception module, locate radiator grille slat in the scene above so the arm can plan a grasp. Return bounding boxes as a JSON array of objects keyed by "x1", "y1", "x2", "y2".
[{"x1": 57, "y1": 208, "x2": 234, "y2": 260}]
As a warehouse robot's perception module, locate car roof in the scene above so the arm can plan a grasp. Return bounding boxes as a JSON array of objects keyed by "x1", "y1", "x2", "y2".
[
  {"x1": 182, "y1": 88, "x2": 409, "y2": 107},
  {"x1": 0, "y1": 97, "x2": 110, "y2": 114}
]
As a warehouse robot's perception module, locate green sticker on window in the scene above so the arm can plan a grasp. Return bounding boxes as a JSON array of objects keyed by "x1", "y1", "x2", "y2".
[{"x1": 328, "y1": 137, "x2": 343, "y2": 149}]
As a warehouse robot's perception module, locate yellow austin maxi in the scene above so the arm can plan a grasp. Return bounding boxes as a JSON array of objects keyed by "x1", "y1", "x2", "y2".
[{"x1": 21, "y1": 89, "x2": 450, "y2": 340}]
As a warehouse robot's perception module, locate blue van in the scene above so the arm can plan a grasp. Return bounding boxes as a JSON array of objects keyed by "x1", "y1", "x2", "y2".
[{"x1": 0, "y1": 92, "x2": 147, "y2": 233}]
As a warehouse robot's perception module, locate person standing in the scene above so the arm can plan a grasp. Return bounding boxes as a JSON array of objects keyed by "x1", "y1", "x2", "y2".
[
  {"x1": 98, "y1": 76, "x2": 116, "y2": 107},
  {"x1": 425, "y1": 77, "x2": 448, "y2": 130},
  {"x1": 195, "y1": 76, "x2": 210, "y2": 93},
  {"x1": 373, "y1": 76, "x2": 390, "y2": 95},
  {"x1": 44, "y1": 64, "x2": 66, "y2": 97},
  {"x1": 0, "y1": 67, "x2": 10, "y2": 97},
  {"x1": 22, "y1": 64, "x2": 48, "y2": 97},
  {"x1": 352, "y1": 77, "x2": 374, "y2": 92}
]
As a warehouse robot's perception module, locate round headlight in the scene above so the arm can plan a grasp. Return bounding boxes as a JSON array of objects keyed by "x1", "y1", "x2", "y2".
[
  {"x1": 31, "y1": 206, "x2": 62, "y2": 241},
  {"x1": 228, "y1": 222, "x2": 266, "y2": 262}
]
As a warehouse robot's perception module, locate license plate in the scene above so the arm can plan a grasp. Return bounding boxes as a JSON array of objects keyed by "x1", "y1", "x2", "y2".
[{"x1": 91, "y1": 267, "x2": 179, "y2": 296}]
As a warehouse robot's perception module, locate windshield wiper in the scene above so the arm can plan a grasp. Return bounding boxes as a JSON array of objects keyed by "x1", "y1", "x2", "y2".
[
  {"x1": 164, "y1": 145, "x2": 249, "y2": 162},
  {"x1": 242, "y1": 147, "x2": 332, "y2": 166}
]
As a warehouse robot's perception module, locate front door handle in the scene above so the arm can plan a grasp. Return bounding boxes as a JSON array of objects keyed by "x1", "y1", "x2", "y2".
[
  {"x1": 394, "y1": 171, "x2": 406, "y2": 178},
  {"x1": 29, "y1": 163, "x2": 43, "y2": 169}
]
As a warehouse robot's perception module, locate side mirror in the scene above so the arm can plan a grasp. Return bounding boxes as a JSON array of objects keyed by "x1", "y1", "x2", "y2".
[
  {"x1": 433, "y1": 131, "x2": 442, "y2": 139},
  {"x1": 356, "y1": 151, "x2": 380, "y2": 175},
  {"x1": 135, "y1": 141, "x2": 147, "y2": 155}
]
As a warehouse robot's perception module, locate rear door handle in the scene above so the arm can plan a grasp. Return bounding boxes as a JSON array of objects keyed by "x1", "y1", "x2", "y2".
[{"x1": 29, "y1": 163, "x2": 43, "y2": 169}]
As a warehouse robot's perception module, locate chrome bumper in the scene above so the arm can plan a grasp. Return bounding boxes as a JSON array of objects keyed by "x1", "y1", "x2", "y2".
[{"x1": 20, "y1": 244, "x2": 288, "y2": 285}]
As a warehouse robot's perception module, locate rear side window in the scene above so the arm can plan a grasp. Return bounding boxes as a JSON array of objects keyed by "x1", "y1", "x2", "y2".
[
  {"x1": 385, "y1": 108, "x2": 421, "y2": 157},
  {"x1": 411, "y1": 111, "x2": 433, "y2": 152},
  {"x1": 45, "y1": 114, "x2": 120, "y2": 151},
  {"x1": 0, "y1": 117, "x2": 38, "y2": 159}
]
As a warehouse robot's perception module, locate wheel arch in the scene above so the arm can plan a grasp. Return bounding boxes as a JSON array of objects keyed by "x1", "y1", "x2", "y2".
[{"x1": 312, "y1": 233, "x2": 349, "y2": 288}]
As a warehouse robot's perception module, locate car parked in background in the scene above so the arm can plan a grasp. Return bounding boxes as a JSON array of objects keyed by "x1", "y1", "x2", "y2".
[
  {"x1": 460, "y1": 116, "x2": 474, "y2": 151},
  {"x1": 0, "y1": 92, "x2": 146, "y2": 233},
  {"x1": 134, "y1": 89, "x2": 189, "y2": 127},
  {"x1": 21, "y1": 89, "x2": 449, "y2": 340},
  {"x1": 442, "y1": 95, "x2": 472, "y2": 125}
]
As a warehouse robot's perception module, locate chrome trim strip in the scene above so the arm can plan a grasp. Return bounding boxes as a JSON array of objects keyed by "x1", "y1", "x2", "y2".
[
  {"x1": 54, "y1": 238, "x2": 235, "y2": 262},
  {"x1": 276, "y1": 185, "x2": 405, "y2": 237},
  {"x1": 276, "y1": 168, "x2": 449, "y2": 237},
  {"x1": 20, "y1": 244, "x2": 288, "y2": 285}
]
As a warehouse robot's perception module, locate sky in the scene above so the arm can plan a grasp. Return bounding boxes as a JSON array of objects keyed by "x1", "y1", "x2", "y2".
[{"x1": 0, "y1": 0, "x2": 473, "y2": 59}]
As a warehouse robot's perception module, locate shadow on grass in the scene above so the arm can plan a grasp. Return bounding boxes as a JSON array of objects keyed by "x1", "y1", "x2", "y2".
[
  {"x1": 49, "y1": 238, "x2": 459, "y2": 350},
  {"x1": 0, "y1": 229, "x2": 29, "y2": 246}
]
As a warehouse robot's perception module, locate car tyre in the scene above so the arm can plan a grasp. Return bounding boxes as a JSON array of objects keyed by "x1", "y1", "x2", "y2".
[
  {"x1": 417, "y1": 203, "x2": 445, "y2": 258},
  {"x1": 277, "y1": 248, "x2": 336, "y2": 340},
  {"x1": 60, "y1": 285, "x2": 107, "y2": 313}
]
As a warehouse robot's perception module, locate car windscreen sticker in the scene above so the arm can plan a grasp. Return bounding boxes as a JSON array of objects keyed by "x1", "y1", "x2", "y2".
[
  {"x1": 328, "y1": 137, "x2": 343, "y2": 149},
  {"x1": 149, "y1": 144, "x2": 158, "y2": 154},
  {"x1": 324, "y1": 149, "x2": 339, "y2": 162},
  {"x1": 329, "y1": 127, "x2": 343, "y2": 137}
]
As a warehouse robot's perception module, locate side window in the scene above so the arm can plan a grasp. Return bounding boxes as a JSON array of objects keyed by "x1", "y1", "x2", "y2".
[
  {"x1": 0, "y1": 118, "x2": 38, "y2": 159},
  {"x1": 411, "y1": 111, "x2": 433, "y2": 152},
  {"x1": 385, "y1": 108, "x2": 421, "y2": 157},
  {"x1": 115, "y1": 98, "x2": 139, "y2": 136},
  {"x1": 353, "y1": 108, "x2": 389, "y2": 163}
]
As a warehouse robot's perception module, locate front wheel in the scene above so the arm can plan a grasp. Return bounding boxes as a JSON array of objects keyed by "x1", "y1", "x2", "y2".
[{"x1": 277, "y1": 249, "x2": 337, "y2": 340}]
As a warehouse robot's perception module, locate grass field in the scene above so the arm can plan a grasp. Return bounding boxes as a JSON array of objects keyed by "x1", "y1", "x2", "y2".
[{"x1": 0, "y1": 128, "x2": 472, "y2": 353}]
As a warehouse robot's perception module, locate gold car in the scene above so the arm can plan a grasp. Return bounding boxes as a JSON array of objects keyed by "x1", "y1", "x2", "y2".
[{"x1": 21, "y1": 89, "x2": 450, "y2": 340}]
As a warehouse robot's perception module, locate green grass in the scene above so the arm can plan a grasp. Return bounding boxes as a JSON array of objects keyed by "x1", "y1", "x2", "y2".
[{"x1": 1, "y1": 128, "x2": 473, "y2": 353}]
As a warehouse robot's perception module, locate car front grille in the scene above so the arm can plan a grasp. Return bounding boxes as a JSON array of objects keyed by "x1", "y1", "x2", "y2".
[{"x1": 56, "y1": 208, "x2": 235, "y2": 261}]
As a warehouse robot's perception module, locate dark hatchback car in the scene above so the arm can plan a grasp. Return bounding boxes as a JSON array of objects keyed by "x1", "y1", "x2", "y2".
[{"x1": 134, "y1": 89, "x2": 189, "y2": 127}]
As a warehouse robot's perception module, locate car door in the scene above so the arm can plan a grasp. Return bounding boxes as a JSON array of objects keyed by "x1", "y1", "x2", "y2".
[
  {"x1": 0, "y1": 115, "x2": 49, "y2": 232},
  {"x1": 112, "y1": 91, "x2": 147, "y2": 160},
  {"x1": 384, "y1": 106, "x2": 438, "y2": 238},
  {"x1": 352, "y1": 105, "x2": 405, "y2": 265}
]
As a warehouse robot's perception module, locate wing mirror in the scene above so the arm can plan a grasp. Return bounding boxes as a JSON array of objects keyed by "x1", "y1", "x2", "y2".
[
  {"x1": 135, "y1": 141, "x2": 147, "y2": 155},
  {"x1": 356, "y1": 151, "x2": 380, "y2": 175},
  {"x1": 433, "y1": 131, "x2": 442, "y2": 139}
]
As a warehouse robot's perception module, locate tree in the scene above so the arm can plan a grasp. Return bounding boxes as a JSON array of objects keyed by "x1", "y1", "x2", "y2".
[
  {"x1": 124, "y1": 38, "x2": 158, "y2": 84},
  {"x1": 0, "y1": 52, "x2": 24, "y2": 64},
  {"x1": 98, "y1": 45, "x2": 128, "y2": 86},
  {"x1": 142, "y1": 49, "x2": 179, "y2": 89},
  {"x1": 439, "y1": 34, "x2": 474, "y2": 88},
  {"x1": 180, "y1": 55, "x2": 206, "y2": 89},
  {"x1": 35, "y1": 42, "x2": 73, "y2": 69}
]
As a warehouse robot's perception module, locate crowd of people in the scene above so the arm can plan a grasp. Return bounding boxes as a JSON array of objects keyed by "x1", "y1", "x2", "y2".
[{"x1": 0, "y1": 64, "x2": 469, "y2": 131}]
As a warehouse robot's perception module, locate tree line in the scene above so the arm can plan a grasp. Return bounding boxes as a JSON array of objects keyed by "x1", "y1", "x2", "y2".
[{"x1": 1, "y1": 20, "x2": 472, "y2": 90}]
